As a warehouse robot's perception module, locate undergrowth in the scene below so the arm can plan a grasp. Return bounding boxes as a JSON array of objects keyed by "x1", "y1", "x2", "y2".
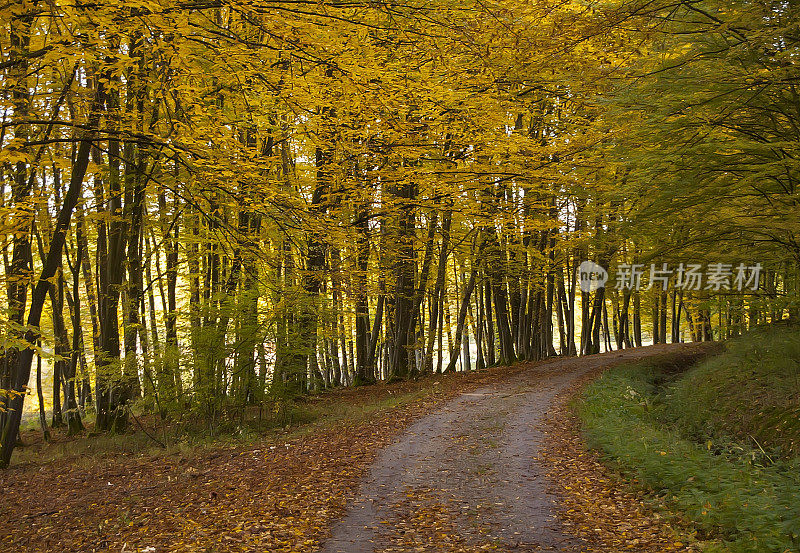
[
  {"x1": 12, "y1": 377, "x2": 438, "y2": 466},
  {"x1": 577, "y1": 339, "x2": 800, "y2": 553},
  {"x1": 664, "y1": 324, "x2": 800, "y2": 457}
]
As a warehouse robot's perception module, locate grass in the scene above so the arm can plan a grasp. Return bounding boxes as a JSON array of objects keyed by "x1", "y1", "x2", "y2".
[
  {"x1": 10, "y1": 370, "x2": 452, "y2": 467},
  {"x1": 663, "y1": 323, "x2": 800, "y2": 458},
  {"x1": 576, "y1": 328, "x2": 800, "y2": 553}
]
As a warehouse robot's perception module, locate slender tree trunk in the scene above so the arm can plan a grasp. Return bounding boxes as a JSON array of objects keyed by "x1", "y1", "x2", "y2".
[
  {"x1": 296, "y1": 141, "x2": 330, "y2": 392},
  {"x1": 472, "y1": 288, "x2": 485, "y2": 370},
  {"x1": 188, "y1": 205, "x2": 202, "y2": 394},
  {"x1": 1, "y1": 14, "x2": 33, "y2": 432},
  {"x1": 95, "y1": 68, "x2": 131, "y2": 433},
  {"x1": 35, "y1": 348, "x2": 50, "y2": 442},
  {"x1": 425, "y1": 210, "x2": 451, "y2": 373},
  {"x1": 484, "y1": 281, "x2": 495, "y2": 365},
  {"x1": 405, "y1": 211, "x2": 437, "y2": 377},
  {"x1": 123, "y1": 164, "x2": 145, "y2": 402},
  {"x1": 566, "y1": 255, "x2": 577, "y2": 356},
  {"x1": 0, "y1": 95, "x2": 98, "y2": 465},
  {"x1": 580, "y1": 289, "x2": 591, "y2": 355},
  {"x1": 556, "y1": 269, "x2": 567, "y2": 355},
  {"x1": 633, "y1": 291, "x2": 642, "y2": 347},
  {"x1": 620, "y1": 286, "x2": 632, "y2": 348},
  {"x1": 77, "y1": 209, "x2": 98, "y2": 408},
  {"x1": 652, "y1": 292, "x2": 661, "y2": 345},
  {"x1": 445, "y1": 270, "x2": 478, "y2": 373},
  {"x1": 354, "y1": 203, "x2": 374, "y2": 384},
  {"x1": 389, "y1": 181, "x2": 416, "y2": 380}
]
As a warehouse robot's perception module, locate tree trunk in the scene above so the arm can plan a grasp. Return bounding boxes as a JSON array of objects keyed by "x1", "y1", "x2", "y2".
[
  {"x1": 95, "y1": 107, "x2": 129, "y2": 433},
  {"x1": 652, "y1": 292, "x2": 661, "y2": 345},
  {"x1": 35, "y1": 348, "x2": 50, "y2": 442},
  {"x1": 0, "y1": 98, "x2": 98, "y2": 466},
  {"x1": 425, "y1": 210, "x2": 451, "y2": 373},
  {"x1": 484, "y1": 281, "x2": 495, "y2": 366},
  {"x1": 444, "y1": 270, "x2": 478, "y2": 373},
  {"x1": 354, "y1": 203, "x2": 374, "y2": 384},
  {"x1": 389, "y1": 181, "x2": 416, "y2": 380},
  {"x1": 633, "y1": 291, "x2": 642, "y2": 347}
]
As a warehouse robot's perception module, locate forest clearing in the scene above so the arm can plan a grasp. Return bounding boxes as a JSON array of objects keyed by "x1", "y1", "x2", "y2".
[{"x1": 1, "y1": 0, "x2": 799, "y2": 551}]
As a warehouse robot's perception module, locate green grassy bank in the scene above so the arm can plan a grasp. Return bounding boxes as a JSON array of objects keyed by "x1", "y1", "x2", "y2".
[{"x1": 577, "y1": 326, "x2": 800, "y2": 552}]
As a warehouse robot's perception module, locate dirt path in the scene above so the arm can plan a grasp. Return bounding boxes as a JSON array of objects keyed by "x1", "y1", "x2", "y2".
[{"x1": 319, "y1": 345, "x2": 693, "y2": 553}]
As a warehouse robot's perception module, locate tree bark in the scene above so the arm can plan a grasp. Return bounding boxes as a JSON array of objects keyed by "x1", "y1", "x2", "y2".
[
  {"x1": 444, "y1": 270, "x2": 478, "y2": 373},
  {"x1": 1, "y1": 100, "x2": 98, "y2": 466}
]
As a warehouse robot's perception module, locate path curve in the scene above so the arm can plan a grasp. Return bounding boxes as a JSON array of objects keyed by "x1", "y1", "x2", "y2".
[{"x1": 319, "y1": 345, "x2": 689, "y2": 553}]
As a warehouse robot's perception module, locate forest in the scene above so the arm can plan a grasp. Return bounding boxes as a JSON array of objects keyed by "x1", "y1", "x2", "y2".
[
  {"x1": 1, "y1": 3, "x2": 799, "y2": 548},
  {"x1": 1, "y1": 0, "x2": 798, "y2": 464}
]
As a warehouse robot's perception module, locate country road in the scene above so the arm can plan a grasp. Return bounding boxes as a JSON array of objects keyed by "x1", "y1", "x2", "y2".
[
  {"x1": 0, "y1": 344, "x2": 708, "y2": 553},
  {"x1": 319, "y1": 344, "x2": 698, "y2": 553}
]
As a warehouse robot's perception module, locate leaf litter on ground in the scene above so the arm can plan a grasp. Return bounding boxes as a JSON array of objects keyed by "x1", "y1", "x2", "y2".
[{"x1": 0, "y1": 365, "x2": 530, "y2": 553}]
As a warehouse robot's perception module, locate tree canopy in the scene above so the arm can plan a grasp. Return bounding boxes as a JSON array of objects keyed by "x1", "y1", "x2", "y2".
[{"x1": 1, "y1": 0, "x2": 797, "y2": 466}]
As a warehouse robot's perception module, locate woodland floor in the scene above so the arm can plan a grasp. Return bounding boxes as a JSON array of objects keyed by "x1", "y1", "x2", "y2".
[{"x1": 0, "y1": 344, "x2": 710, "y2": 552}]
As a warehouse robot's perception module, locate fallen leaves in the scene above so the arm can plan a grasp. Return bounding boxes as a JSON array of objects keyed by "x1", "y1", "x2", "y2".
[
  {"x1": 539, "y1": 370, "x2": 701, "y2": 553},
  {"x1": 0, "y1": 366, "x2": 521, "y2": 552},
  {"x1": 1, "y1": 348, "x2": 710, "y2": 553},
  {"x1": 379, "y1": 486, "x2": 468, "y2": 552}
]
